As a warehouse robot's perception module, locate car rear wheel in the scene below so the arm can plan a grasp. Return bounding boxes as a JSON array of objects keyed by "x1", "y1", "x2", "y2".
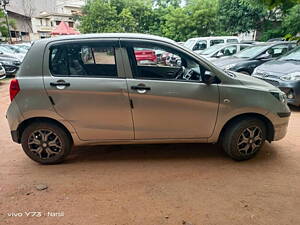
[
  {"x1": 21, "y1": 122, "x2": 72, "y2": 164},
  {"x1": 222, "y1": 118, "x2": 266, "y2": 161}
]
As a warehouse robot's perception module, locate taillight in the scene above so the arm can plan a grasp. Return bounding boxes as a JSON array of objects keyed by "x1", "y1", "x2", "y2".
[{"x1": 9, "y1": 79, "x2": 20, "y2": 101}]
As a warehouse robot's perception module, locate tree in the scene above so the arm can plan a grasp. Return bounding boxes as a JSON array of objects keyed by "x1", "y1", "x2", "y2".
[
  {"x1": 218, "y1": 0, "x2": 267, "y2": 35},
  {"x1": 80, "y1": 0, "x2": 121, "y2": 33},
  {"x1": 0, "y1": 9, "x2": 17, "y2": 38},
  {"x1": 79, "y1": 0, "x2": 153, "y2": 33},
  {"x1": 282, "y1": 4, "x2": 300, "y2": 36},
  {"x1": 161, "y1": 0, "x2": 220, "y2": 41},
  {"x1": 118, "y1": 8, "x2": 137, "y2": 32}
]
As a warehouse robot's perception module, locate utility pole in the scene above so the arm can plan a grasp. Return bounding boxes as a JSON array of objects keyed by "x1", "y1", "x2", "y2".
[{"x1": 0, "y1": 0, "x2": 12, "y2": 44}]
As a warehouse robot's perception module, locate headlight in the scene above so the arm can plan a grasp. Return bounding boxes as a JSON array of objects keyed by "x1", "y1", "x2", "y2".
[
  {"x1": 270, "y1": 91, "x2": 287, "y2": 103},
  {"x1": 223, "y1": 63, "x2": 237, "y2": 70},
  {"x1": 280, "y1": 72, "x2": 300, "y2": 81}
]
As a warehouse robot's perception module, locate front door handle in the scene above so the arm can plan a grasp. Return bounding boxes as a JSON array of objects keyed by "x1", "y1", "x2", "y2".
[{"x1": 131, "y1": 85, "x2": 151, "y2": 94}]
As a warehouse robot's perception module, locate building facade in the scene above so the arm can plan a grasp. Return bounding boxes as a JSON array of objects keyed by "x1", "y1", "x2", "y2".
[
  {"x1": 31, "y1": 11, "x2": 77, "y2": 39},
  {"x1": 4, "y1": 0, "x2": 56, "y2": 42}
]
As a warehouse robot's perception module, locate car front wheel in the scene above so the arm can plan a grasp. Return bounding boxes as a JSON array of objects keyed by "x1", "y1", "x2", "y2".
[
  {"x1": 222, "y1": 118, "x2": 266, "y2": 160},
  {"x1": 21, "y1": 122, "x2": 72, "y2": 164}
]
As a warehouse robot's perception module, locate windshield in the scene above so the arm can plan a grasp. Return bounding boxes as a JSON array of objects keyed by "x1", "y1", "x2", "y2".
[
  {"x1": 201, "y1": 44, "x2": 224, "y2": 55},
  {"x1": 8, "y1": 45, "x2": 27, "y2": 54},
  {"x1": 184, "y1": 39, "x2": 196, "y2": 49},
  {"x1": 234, "y1": 45, "x2": 268, "y2": 59},
  {"x1": 0, "y1": 46, "x2": 14, "y2": 54},
  {"x1": 279, "y1": 46, "x2": 300, "y2": 61}
]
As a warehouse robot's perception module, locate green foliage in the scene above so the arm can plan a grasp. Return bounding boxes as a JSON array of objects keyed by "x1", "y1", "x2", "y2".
[
  {"x1": 79, "y1": 0, "x2": 300, "y2": 42},
  {"x1": 218, "y1": 0, "x2": 267, "y2": 34},
  {"x1": 0, "y1": 9, "x2": 17, "y2": 38},
  {"x1": 282, "y1": 4, "x2": 300, "y2": 36}
]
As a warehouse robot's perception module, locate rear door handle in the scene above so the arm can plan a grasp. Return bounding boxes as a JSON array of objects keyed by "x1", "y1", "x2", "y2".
[{"x1": 50, "y1": 80, "x2": 70, "y2": 89}]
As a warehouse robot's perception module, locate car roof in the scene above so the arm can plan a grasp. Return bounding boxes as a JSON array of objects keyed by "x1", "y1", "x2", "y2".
[
  {"x1": 187, "y1": 36, "x2": 239, "y2": 41},
  {"x1": 34, "y1": 33, "x2": 177, "y2": 45}
]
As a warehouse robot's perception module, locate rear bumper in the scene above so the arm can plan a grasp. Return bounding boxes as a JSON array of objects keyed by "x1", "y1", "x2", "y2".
[{"x1": 11, "y1": 130, "x2": 19, "y2": 143}]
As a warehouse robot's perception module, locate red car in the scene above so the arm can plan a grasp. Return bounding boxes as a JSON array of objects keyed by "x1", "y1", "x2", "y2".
[{"x1": 134, "y1": 48, "x2": 157, "y2": 65}]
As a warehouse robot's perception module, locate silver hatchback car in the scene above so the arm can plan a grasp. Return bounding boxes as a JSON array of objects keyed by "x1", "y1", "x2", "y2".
[{"x1": 6, "y1": 33, "x2": 290, "y2": 164}]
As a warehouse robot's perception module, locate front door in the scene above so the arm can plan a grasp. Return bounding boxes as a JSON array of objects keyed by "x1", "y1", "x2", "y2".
[
  {"x1": 122, "y1": 41, "x2": 219, "y2": 139},
  {"x1": 43, "y1": 40, "x2": 133, "y2": 141}
]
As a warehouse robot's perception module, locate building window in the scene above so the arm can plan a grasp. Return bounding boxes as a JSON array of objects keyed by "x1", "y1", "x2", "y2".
[
  {"x1": 40, "y1": 19, "x2": 43, "y2": 26},
  {"x1": 56, "y1": 21, "x2": 61, "y2": 25},
  {"x1": 69, "y1": 22, "x2": 74, "y2": 28}
]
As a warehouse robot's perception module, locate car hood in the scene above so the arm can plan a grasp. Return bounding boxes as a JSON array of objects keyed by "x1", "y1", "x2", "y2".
[
  {"x1": 0, "y1": 55, "x2": 20, "y2": 61},
  {"x1": 0, "y1": 53, "x2": 19, "y2": 60},
  {"x1": 255, "y1": 60, "x2": 300, "y2": 74},
  {"x1": 233, "y1": 71, "x2": 280, "y2": 92},
  {"x1": 211, "y1": 57, "x2": 247, "y2": 67}
]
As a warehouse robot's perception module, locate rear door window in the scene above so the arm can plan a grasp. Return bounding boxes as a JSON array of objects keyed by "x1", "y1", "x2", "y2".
[
  {"x1": 49, "y1": 43, "x2": 118, "y2": 77},
  {"x1": 210, "y1": 39, "x2": 224, "y2": 46},
  {"x1": 193, "y1": 40, "x2": 207, "y2": 51},
  {"x1": 266, "y1": 44, "x2": 290, "y2": 58}
]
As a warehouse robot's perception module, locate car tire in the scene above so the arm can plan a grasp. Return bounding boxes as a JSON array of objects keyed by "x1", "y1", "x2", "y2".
[
  {"x1": 222, "y1": 118, "x2": 266, "y2": 161},
  {"x1": 21, "y1": 122, "x2": 72, "y2": 164}
]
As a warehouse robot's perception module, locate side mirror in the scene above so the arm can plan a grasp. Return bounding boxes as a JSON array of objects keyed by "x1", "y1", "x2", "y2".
[
  {"x1": 203, "y1": 71, "x2": 216, "y2": 85},
  {"x1": 214, "y1": 51, "x2": 224, "y2": 58},
  {"x1": 256, "y1": 53, "x2": 271, "y2": 60}
]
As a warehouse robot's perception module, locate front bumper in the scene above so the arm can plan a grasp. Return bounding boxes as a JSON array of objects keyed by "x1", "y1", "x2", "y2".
[
  {"x1": 253, "y1": 75, "x2": 300, "y2": 106},
  {"x1": 266, "y1": 111, "x2": 290, "y2": 141},
  {"x1": 3, "y1": 65, "x2": 19, "y2": 75},
  {"x1": 273, "y1": 118, "x2": 289, "y2": 141}
]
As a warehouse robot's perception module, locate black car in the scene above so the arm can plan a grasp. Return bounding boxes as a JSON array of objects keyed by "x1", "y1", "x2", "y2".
[
  {"x1": 252, "y1": 46, "x2": 300, "y2": 107},
  {"x1": 212, "y1": 42, "x2": 297, "y2": 75}
]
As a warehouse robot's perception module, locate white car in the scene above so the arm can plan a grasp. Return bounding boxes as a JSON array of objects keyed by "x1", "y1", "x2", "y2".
[{"x1": 0, "y1": 63, "x2": 6, "y2": 79}]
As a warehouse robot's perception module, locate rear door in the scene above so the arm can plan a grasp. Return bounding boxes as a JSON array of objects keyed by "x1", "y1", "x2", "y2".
[{"x1": 43, "y1": 39, "x2": 133, "y2": 141}]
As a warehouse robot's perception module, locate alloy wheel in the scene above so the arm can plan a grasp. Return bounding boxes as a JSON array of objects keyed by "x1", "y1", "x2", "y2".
[
  {"x1": 28, "y1": 129, "x2": 63, "y2": 159},
  {"x1": 237, "y1": 126, "x2": 263, "y2": 156}
]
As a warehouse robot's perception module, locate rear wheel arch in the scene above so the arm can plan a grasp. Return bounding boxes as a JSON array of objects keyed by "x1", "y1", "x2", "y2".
[
  {"x1": 219, "y1": 113, "x2": 274, "y2": 143},
  {"x1": 16, "y1": 117, "x2": 73, "y2": 144}
]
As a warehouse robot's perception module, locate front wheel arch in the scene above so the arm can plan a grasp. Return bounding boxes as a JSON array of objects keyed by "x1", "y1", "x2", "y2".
[{"x1": 218, "y1": 113, "x2": 275, "y2": 143}]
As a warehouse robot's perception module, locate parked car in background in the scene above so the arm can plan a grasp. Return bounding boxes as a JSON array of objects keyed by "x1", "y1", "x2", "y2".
[
  {"x1": 134, "y1": 48, "x2": 157, "y2": 65},
  {"x1": 0, "y1": 47, "x2": 22, "y2": 76},
  {"x1": 0, "y1": 44, "x2": 27, "y2": 61},
  {"x1": 15, "y1": 43, "x2": 31, "y2": 51},
  {"x1": 212, "y1": 42, "x2": 297, "y2": 75},
  {"x1": 0, "y1": 63, "x2": 6, "y2": 79},
  {"x1": 253, "y1": 46, "x2": 300, "y2": 107},
  {"x1": 6, "y1": 33, "x2": 290, "y2": 164},
  {"x1": 199, "y1": 43, "x2": 252, "y2": 60},
  {"x1": 267, "y1": 38, "x2": 285, "y2": 42},
  {"x1": 184, "y1": 36, "x2": 240, "y2": 53}
]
